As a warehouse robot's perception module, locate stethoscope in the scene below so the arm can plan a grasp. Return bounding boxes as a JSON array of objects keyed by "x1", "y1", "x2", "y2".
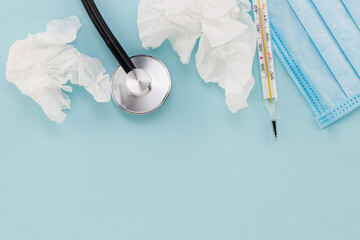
[{"x1": 81, "y1": 0, "x2": 171, "y2": 115}]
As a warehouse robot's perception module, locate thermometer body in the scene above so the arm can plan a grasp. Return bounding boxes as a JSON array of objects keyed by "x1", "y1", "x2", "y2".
[{"x1": 253, "y1": 0, "x2": 278, "y2": 138}]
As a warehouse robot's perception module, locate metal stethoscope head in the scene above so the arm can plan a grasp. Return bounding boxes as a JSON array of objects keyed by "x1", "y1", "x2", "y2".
[{"x1": 81, "y1": 0, "x2": 171, "y2": 114}]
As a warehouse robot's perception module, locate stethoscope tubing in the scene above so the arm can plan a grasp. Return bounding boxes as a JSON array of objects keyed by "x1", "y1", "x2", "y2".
[{"x1": 81, "y1": 0, "x2": 135, "y2": 73}]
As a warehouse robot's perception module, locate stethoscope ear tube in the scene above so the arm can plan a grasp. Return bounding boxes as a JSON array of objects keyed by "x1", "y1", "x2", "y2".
[{"x1": 81, "y1": 0, "x2": 135, "y2": 73}]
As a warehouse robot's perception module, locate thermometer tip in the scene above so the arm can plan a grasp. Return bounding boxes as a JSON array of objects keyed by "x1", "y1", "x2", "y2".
[{"x1": 272, "y1": 120, "x2": 277, "y2": 139}]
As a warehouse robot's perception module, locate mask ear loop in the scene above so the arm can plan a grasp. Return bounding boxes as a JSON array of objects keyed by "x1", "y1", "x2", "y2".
[{"x1": 81, "y1": 0, "x2": 136, "y2": 73}]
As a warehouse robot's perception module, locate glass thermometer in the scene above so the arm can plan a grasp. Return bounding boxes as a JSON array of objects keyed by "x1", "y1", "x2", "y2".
[{"x1": 253, "y1": 0, "x2": 278, "y2": 139}]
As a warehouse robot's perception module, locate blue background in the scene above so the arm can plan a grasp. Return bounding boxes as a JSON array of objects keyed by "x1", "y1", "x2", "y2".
[{"x1": 1, "y1": 0, "x2": 360, "y2": 239}]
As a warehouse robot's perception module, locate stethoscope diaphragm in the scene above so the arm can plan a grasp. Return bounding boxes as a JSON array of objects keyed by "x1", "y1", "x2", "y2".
[{"x1": 112, "y1": 55, "x2": 171, "y2": 114}]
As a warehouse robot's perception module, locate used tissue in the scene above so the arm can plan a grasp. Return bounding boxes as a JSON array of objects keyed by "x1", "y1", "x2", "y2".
[
  {"x1": 6, "y1": 16, "x2": 111, "y2": 123},
  {"x1": 138, "y1": 0, "x2": 257, "y2": 112}
]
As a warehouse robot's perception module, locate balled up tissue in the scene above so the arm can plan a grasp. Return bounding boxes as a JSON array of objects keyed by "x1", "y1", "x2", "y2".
[
  {"x1": 6, "y1": 16, "x2": 111, "y2": 123},
  {"x1": 138, "y1": 0, "x2": 257, "y2": 112}
]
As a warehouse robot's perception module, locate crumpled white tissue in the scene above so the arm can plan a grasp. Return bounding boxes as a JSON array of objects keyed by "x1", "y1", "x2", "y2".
[
  {"x1": 6, "y1": 16, "x2": 111, "y2": 123},
  {"x1": 138, "y1": 0, "x2": 257, "y2": 112}
]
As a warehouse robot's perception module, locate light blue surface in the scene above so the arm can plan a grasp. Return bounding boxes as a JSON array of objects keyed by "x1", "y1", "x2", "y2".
[{"x1": 1, "y1": 1, "x2": 360, "y2": 239}]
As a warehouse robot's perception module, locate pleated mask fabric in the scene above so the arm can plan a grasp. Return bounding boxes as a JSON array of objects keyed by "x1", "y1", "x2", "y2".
[
  {"x1": 341, "y1": 0, "x2": 360, "y2": 30},
  {"x1": 266, "y1": 0, "x2": 360, "y2": 128}
]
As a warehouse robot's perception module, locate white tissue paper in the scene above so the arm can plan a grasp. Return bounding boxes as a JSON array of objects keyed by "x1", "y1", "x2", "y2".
[
  {"x1": 138, "y1": 0, "x2": 257, "y2": 112},
  {"x1": 6, "y1": 16, "x2": 111, "y2": 123}
]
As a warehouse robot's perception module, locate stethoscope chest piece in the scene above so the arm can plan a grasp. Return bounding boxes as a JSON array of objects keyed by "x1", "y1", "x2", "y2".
[
  {"x1": 82, "y1": 0, "x2": 171, "y2": 115},
  {"x1": 112, "y1": 55, "x2": 171, "y2": 115}
]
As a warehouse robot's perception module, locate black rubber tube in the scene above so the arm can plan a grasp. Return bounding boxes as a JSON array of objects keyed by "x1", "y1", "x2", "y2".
[{"x1": 81, "y1": 0, "x2": 135, "y2": 73}]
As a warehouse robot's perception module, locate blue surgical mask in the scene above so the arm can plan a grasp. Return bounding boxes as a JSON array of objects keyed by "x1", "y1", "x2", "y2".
[
  {"x1": 266, "y1": 0, "x2": 360, "y2": 128},
  {"x1": 341, "y1": 0, "x2": 360, "y2": 30}
]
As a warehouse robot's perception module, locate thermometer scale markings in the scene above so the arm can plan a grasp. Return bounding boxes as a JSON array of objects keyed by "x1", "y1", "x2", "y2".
[{"x1": 254, "y1": 0, "x2": 277, "y2": 101}]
